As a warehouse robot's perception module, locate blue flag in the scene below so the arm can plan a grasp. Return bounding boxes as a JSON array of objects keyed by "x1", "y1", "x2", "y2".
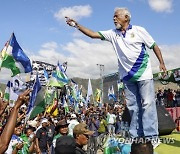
[
  {"x1": 0, "y1": 33, "x2": 32, "y2": 76},
  {"x1": 108, "y1": 85, "x2": 117, "y2": 101},
  {"x1": 27, "y1": 74, "x2": 41, "y2": 115}
]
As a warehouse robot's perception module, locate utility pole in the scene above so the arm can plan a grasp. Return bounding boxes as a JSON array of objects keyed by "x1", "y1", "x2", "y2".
[{"x1": 97, "y1": 64, "x2": 104, "y2": 105}]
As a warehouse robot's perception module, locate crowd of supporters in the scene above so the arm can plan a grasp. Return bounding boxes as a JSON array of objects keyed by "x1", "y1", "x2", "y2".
[
  {"x1": 0, "y1": 88, "x2": 132, "y2": 154},
  {"x1": 155, "y1": 88, "x2": 180, "y2": 107}
]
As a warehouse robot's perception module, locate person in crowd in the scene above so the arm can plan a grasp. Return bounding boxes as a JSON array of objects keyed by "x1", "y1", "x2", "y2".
[
  {"x1": 5, "y1": 122, "x2": 24, "y2": 154},
  {"x1": 53, "y1": 119, "x2": 71, "y2": 148},
  {"x1": 156, "y1": 89, "x2": 164, "y2": 106},
  {"x1": 0, "y1": 89, "x2": 31, "y2": 153},
  {"x1": 68, "y1": 113, "x2": 80, "y2": 136},
  {"x1": 73, "y1": 123, "x2": 94, "y2": 154},
  {"x1": 66, "y1": 7, "x2": 166, "y2": 152},
  {"x1": 47, "y1": 118, "x2": 55, "y2": 154},
  {"x1": 36, "y1": 118, "x2": 50, "y2": 154},
  {"x1": 97, "y1": 114, "x2": 107, "y2": 150},
  {"x1": 115, "y1": 106, "x2": 123, "y2": 134},
  {"x1": 131, "y1": 139, "x2": 153, "y2": 154},
  {"x1": 167, "y1": 89, "x2": 174, "y2": 107},
  {"x1": 20, "y1": 126, "x2": 37, "y2": 153},
  {"x1": 55, "y1": 135, "x2": 76, "y2": 154},
  {"x1": 87, "y1": 114, "x2": 100, "y2": 154},
  {"x1": 106, "y1": 108, "x2": 116, "y2": 135}
]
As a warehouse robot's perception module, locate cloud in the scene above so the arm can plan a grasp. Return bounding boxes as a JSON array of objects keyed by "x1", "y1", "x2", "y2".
[
  {"x1": 54, "y1": 5, "x2": 92, "y2": 23},
  {"x1": 29, "y1": 39, "x2": 117, "y2": 79},
  {"x1": 1, "y1": 41, "x2": 179, "y2": 83},
  {"x1": 148, "y1": 0, "x2": 173, "y2": 13},
  {"x1": 30, "y1": 40, "x2": 179, "y2": 80}
]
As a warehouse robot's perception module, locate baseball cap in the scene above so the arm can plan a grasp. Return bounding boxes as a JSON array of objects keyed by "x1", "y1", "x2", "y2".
[
  {"x1": 71, "y1": 113, "x2": 77, "y2": 119},
  {"x1": 73, "y1": 123, "x2": 94, "y2": 136}
]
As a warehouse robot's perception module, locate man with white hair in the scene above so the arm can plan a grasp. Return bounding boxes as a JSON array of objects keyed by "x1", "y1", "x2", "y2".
[
  {"x1": 66, "y1": 7, "x2": 166, "y2": 152},
  {"x1": 68, "y1": 113, "x2": 79, "y2": 136}
]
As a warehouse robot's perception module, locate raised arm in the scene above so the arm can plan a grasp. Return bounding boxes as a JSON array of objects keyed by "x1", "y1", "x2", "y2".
[
  {"x1": 0, "y1": 89, "x2": 31, "y2": 153},
  {"x1": 65, "y1": 17, "x2": 102, "y2": 39}
]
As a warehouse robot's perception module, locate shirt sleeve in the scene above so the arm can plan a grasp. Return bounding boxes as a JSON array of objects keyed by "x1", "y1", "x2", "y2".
[
  {"x1": 136, "y1": 26, "x2": 155, "y2": 49},
  {"x1": 98, "y1": 29, "x2": 115, "y2": 42}
]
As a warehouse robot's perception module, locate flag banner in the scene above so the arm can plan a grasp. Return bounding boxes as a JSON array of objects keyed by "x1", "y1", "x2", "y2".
[
  {"x1": 86, "y1": 78, "x2": 93, "y2": 104},
  {"x1": 11, "y1": 75, "x2": 27, "y2": 95},
  {"x1": 153, "y1": 68, "x2": 180, "y2": 84},
  {"x1": 3, "y1": 81, "x2": 12, "y2": 102},
  {"x1": 27, "y1": 74, "x2": 41, "y2": 115},
  {"x1": 31, "y1": 60, "x2": 56, "y2": 86},
  {"x1": 70, "y1": 80, "x2": 78, "y2": 101},
  {"x1": 117, "y1": 80, "x2": 124, "y2": 92},
  {"x1": 94, "y1": 88, "x2": 101, "y2": 103},
  {"x1": 43, "y1": 68, "x2": 49, "y2": 82},
  {"x1": 108, "y1": 85, "x2": 117, "y2": 101},
  {"x1": 63, "y1": 97, "x2": 69, "y2": 114},
  {"x1": 48, "y1": 61, "x2": 69, "y2": 87},
  {"x1": 0, "y1": 33, "x2": 32, "y2": 76},
  {"x1": 29, "y1": 86, "x2": 46, "y2": 119},
  {"x1": 44, "y1": 87, "x2": 55, "y2": 105},
  {"x1": 3, "y1": 75, "x2": 26, "y2": 106}
]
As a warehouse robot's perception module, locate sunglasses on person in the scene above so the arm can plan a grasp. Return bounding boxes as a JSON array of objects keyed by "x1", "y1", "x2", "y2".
[{"x1": 83, "y1": 134, "x2": 89, "y2": 139}]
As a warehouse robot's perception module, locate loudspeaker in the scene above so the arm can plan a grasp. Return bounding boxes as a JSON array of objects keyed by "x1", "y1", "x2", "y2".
[{"x1": 156, "y1": 105, "x2": 176, "y2": 136}]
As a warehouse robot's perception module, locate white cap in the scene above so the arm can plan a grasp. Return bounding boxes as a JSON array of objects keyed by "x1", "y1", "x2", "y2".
[
  {"x1": 41, "y1": 118, "x2": 48, "y2": 124},
  {"x1": 71, "y1": 114, "x2": 77, "y2": 119}
]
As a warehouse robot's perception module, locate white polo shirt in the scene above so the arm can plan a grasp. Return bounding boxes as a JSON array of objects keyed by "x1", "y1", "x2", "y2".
[{"x1": 99, "y1": 25, "x2": 155, "y2": 81}]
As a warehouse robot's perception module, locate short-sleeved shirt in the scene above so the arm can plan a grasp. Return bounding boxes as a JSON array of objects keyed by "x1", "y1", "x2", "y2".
[
  {"x1": 36, "y1": 127, "x2": 48, "y2": 152},
  {"x1": 107, "y1": 113, "x2": 116, "y2": 125},
  {"x1": 99, "y1": 25, "x2": 155, "y2": 81}
]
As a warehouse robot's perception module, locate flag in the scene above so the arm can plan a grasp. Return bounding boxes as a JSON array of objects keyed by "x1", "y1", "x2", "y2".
[
  {"x1": 63, "y1": 97, "x2": 69, "y2": 114},
  {"x1": 108, "y1": 85, "x2": 117, "y2": 101},
  {"x1": 3, "y1": 76, "x2": 26, "y2": 106},
  {"x1": 3, "y1": 81, "x2": 12, "y2": 102},
  {"x1": 11, "y1": 75, "x2": 26, "y2": 95},
  {"x1": 0, "y1": 33, "x2": 32, "y2": 76},
  {"x1": 48, "y1": 61, "x2": 69, "y2": 87},
  {"x1": 27, "y1": 74, "x2": 41, "y2": 115},
  {"x1": 94, "y1": 88, "x2": 101, "y2": 103},
  {"x1": 69, "y1": 79, "x2": 78, "y2": 102},
  {"x1": 43, "y1": 68, "x2": 49, "y2": 82},
  {"x1": 44, "y1": 87, "x2": 55, "y2": 105},
  {"x1": 29, "y1": 87, "x2": 46, "y2": 119},
  {"x1": 46, "y1": 90, "x2": 58, "y2": 116},
  {"x1": 117, "y1": 80, "x2": 124, "y2": 92},
  {"x1": 86, "y1": 78, "x2": 93, "y2": 104}
]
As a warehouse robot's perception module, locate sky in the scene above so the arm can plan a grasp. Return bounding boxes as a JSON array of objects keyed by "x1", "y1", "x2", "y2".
[{"x1": 0, "y1": 0, "x2": 180, "y2": 83}]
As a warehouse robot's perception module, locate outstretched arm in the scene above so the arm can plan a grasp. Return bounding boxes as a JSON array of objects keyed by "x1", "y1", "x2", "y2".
[
  {"x1": 153, "y1": 45, "x2": 167, "y2": 73},
  {"x1": 65, "y1": 17, "x2": 102, "y2": 39},
  {"x1": 0, "y1": 89, "x2": 31, "y2": 153}
]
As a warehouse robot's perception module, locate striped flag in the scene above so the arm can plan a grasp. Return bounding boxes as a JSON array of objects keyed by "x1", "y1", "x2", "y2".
[
  {"x1": 48, "y1": 61, "x2": 69, "y2": 87},
  {"x1": 0, "y1": 33, "x2": 32, "y2": 76},
  {"x1": 108, "y1": 85, "x2": 117, "y2": 101}
]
